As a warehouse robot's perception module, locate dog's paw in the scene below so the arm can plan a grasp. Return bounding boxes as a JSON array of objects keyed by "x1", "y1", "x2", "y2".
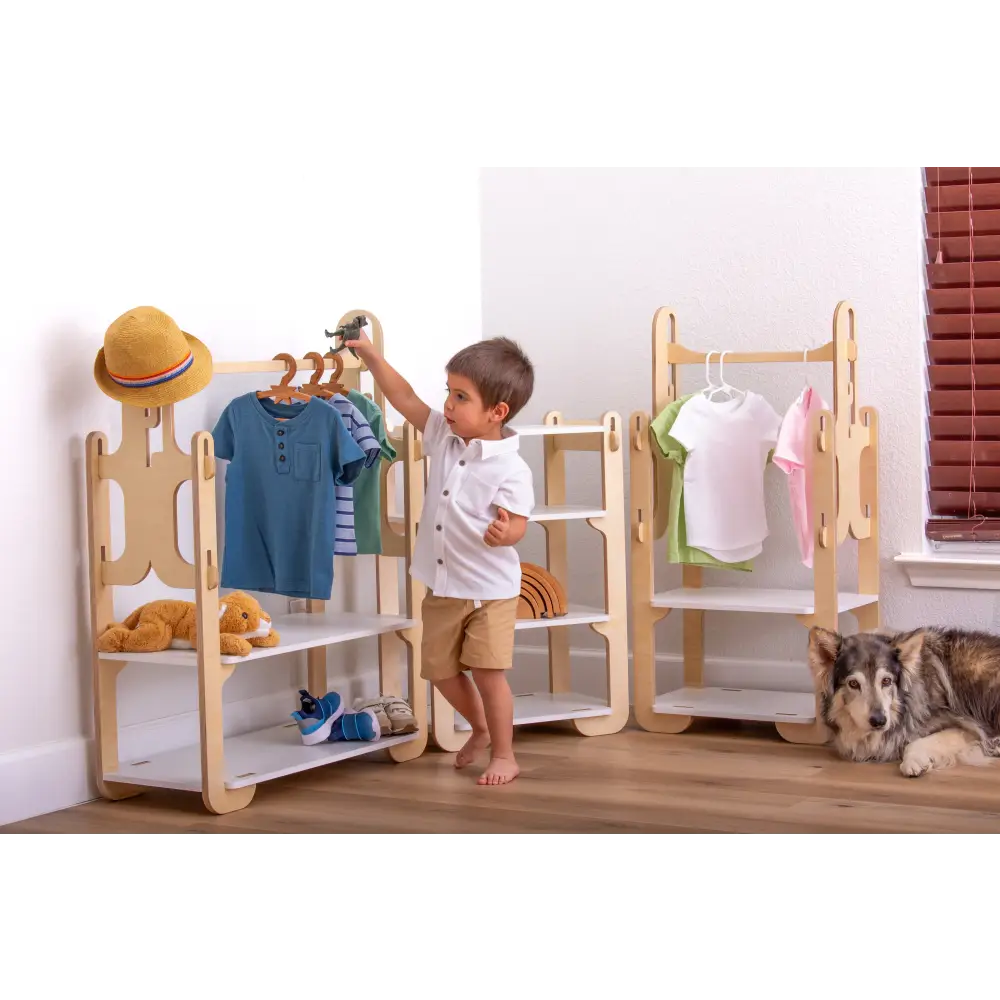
[{"x1": 900, "y1": 752, "x2": 932, "y2": 777}]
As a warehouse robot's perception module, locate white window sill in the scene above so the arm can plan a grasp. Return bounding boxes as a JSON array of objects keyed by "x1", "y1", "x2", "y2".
[{"x1": 895, "y1": 553, "x2": 1000, "y2": 590}]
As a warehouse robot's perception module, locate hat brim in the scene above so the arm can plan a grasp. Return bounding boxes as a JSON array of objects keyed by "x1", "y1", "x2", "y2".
[{"x1": 94, "y1": 332, "x2": 213, "y2": 407}]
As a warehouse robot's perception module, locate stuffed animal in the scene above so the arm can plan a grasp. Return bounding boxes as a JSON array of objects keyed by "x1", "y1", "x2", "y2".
[{"x1": 96, "y1": 591, "x2": 280, "y2": 657}]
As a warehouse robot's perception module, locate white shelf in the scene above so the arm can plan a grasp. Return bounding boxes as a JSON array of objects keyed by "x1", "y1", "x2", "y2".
[
  {"x1": 650, "y1": 587, "x2": 878, "y2": 616},
  {"x1": 654, "y1": 686, "x2": 816, "y2": 723},
  {"x1": 515, "y1": 605, "x2": 609, "y2": 630},
  {"x1": 455, "y1": 692, "x2": 611, "y2": 730},
  {"x1": 97, "y1": 611, "x2": 414, "y2": 667},
  {"x1": 105, "y1": 723, "x2": 420, "y2": 791},
  {"x1": 530, "y1": 504, "x2": 606, "y2": 521},
  {"x1": 514, "y1": 424, "x2": 606, "y2": 437}
]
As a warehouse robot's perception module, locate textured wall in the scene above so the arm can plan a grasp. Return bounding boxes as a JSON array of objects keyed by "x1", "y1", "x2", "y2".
[{"x1": 482, "y1": 168, "x2": 1000, "y2": 693}]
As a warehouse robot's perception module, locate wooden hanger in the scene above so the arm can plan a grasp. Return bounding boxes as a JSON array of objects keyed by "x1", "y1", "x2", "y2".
[
  {"x1": 297, "y1": 352, "x2": 334, "y2": 398},
  {"x1": 323, "y1": 349, "x2": 349, "y2": 396},
  {"x1": 257, "y1": 353, "x2": 312, "y2": 404}
]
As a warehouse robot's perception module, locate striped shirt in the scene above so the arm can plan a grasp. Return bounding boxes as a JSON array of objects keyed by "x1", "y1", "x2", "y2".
[{"x1": 326, "y1": 396, "x2": 381, "y2": 555}]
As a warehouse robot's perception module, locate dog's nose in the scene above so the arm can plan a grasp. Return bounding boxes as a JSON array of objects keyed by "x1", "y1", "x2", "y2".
[{"x1": 869, "y1": 712, "x2": 887, "y2": 729}]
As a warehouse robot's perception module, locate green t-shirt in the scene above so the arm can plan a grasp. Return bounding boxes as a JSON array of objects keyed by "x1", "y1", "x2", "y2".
[
  {"x1": 347, "y1": 390, "x2": 397, "y2": 555},
  {"x1": 650, "y1": 394, "x2": 753, "y2": 572}
]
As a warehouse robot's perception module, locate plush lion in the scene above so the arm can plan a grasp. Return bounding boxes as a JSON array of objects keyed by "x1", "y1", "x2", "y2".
[{"x1": 97, "y1": 591, "x2": 280, "y2": 657}]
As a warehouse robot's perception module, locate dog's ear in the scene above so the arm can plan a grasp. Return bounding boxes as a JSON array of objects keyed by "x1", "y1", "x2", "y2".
[
  {"x1": 893, "y1": 629, "x2": 926, "y2": 675},
  {"x1": 808, "y1": 627, "x2": 841, "y2": 691}
]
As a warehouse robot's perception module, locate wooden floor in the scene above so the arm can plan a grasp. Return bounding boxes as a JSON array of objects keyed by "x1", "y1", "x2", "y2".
[{"x1": 7, "y1": 719, "x2": 1000, "y2": 833}]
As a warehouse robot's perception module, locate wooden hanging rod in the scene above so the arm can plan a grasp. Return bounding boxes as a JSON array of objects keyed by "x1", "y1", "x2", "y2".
[
  {"x1": 663, "y1": 341, "x2": 856, "y2": 365},
  {"x1": 213, "y1": 354, "x2": 365, "y2": 375}
]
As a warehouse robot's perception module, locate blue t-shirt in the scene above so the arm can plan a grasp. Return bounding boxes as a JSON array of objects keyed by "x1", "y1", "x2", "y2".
[{"x1": 212, "y1": 393, "x2": 367, "y2": 600}]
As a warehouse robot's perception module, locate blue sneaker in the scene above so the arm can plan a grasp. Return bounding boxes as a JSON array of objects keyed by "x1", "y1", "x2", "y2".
[
  {"x1": 291, "y1": 689, "x2": 344, "y2": 745},
  {"x1": 328, "y1": 708, "x2": 381, "y2": 743}
]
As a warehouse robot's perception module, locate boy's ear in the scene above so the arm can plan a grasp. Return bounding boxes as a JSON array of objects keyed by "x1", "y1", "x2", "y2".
[{"x1": 492, "y1": 401, "x2": 510, "y2": 423}]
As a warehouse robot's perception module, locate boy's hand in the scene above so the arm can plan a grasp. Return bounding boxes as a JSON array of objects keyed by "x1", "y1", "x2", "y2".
[
  {"x1": 484, "y1": 508, "x2": 527, "y2": 547},
  {"x1": 484, "y1": 508, "x2": 512, "y2": 547},
  {"x1": 344, "y1": 327, "x2": 377, "y2": 361}
]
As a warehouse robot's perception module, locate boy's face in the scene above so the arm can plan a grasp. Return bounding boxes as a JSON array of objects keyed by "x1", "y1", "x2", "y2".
[{"x1": 444, "y1": 373, "x2": 509, "y2": 441}]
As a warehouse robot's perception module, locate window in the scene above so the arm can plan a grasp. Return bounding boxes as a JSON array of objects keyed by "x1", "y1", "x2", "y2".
[{"x1": 925, "y1": 167, "x2": 1000, "y2": 542}]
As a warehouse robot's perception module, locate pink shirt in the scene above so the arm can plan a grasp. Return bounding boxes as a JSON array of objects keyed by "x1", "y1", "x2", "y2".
[{"x1": 773, "y1": 386, "x2": 828, "y2": 569}]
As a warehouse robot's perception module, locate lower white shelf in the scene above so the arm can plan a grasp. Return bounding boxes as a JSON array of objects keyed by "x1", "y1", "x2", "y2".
[
  {"x1": 455, "y1": 691, "x2": 611, "y2": 731},
  {"x1": 653, "y1": 686, "x2": 816, "y2": 724},
  {"x1": 105, "y1": 723, "x2": 420, "y2": 792},
  {"x1": 651, "y1": 587, "x2": 878, "y2": 616}
]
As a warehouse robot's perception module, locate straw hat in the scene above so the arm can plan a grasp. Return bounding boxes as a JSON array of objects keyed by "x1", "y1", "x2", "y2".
[{"x1": 94, "y1": 307, "x2": 212, "y2": 406}]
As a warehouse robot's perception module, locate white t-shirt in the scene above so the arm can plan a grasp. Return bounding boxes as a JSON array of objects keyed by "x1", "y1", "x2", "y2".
[
  {"x1": 669, "y1": 391, "x2": 782, "y2": 562},
  {"x1": 411, "y1": 410, "x2": 534, "y2": 600}
]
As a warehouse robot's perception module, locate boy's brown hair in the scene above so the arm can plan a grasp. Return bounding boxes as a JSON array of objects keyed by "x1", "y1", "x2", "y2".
[{"x1": 446, "y1": 337, "x2": 534, "y2": 422}]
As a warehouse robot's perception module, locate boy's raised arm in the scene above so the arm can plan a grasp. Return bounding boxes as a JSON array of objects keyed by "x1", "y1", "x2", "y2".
[{"x1": 345, "y1": 329, "x2": 431, "y2": 433}]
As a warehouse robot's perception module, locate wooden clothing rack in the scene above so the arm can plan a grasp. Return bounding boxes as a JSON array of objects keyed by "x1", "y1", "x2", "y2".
[
  {"x1": 629, "y1": 301, "x2": 880, "y2": 744},
  {"x1": 87, "y1": 309, "x2": 427, "y2": 815},
  {"x1": 427, "y1": 412, "x2": 630, "y2": 747}
]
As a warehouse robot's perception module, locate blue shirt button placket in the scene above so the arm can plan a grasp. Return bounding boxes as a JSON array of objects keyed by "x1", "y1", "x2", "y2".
[{"x1": 277, "y1": 426, "x2": 289, "y2": 473}]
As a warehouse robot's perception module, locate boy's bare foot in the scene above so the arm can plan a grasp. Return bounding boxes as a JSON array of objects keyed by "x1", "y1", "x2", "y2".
[
  {"x1": 455, "y1": 731, "x2": 490, "y2": 769},
  {"x1": 477, "y1": 755, "x2": 519, "y2": 786}
]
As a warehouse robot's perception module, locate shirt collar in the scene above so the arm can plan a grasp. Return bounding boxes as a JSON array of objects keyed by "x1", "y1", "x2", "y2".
[{"x1": 471, "y1": 426, "x2": 520, "y2": 459}]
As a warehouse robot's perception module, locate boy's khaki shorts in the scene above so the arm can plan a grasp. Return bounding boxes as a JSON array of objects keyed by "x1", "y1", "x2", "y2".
[{"x1": 420, "y1": 592, "x2": 519, "y2": 681}]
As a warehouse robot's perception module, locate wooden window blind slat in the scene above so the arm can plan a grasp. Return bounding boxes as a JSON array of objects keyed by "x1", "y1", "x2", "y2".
[
  {"x1": 927, "y1": 168, "x2": 1000, "y2": 184},
  {"x1": 924, "y1": 235, "x2": 1000, "y2": 263},
  {"x1": 928, "y1": 389, "x2": 1000, "y2": 414},
  {"x1": 924, "y1": 183, "x2": 1000, "y2": 211},
  {"x1": 924, "y1": 168, "x2": 1000, "y2": 536},
  {"x1": 928, "y1": 365, "x2": 1000, "y2": 388},
  {"x1": 928, "y1": 340, "x2": 1000, "y2": 362},
  {"x1": 928, "y1": 261, "x2": 1000, "y2": 286},
  {"x1": 926, "y1": 209, "x2": 1000, "y2": 238},
  {"x1": 929, "y1": 415, "x2": 1000, "y2": 437},
  {"x1": 927, "y1": 313, "x2": 1000, "y2": 337},
  {"x1": 928, "y1": 288, "x2": 1000, "y2": 311}
]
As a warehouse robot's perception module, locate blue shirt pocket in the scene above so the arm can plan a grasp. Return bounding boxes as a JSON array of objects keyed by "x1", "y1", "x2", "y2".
[{"x1": 293, "y1": 443, "x2": 321, "y2": 482}]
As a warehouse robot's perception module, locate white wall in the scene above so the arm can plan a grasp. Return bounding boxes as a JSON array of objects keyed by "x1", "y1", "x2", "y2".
[
  {"x1": 0, "y1": 161, "x2": 481, "y2": 823},
  {"x1": 487, "y1": 168, "x2": 1000, "y2": 698}
]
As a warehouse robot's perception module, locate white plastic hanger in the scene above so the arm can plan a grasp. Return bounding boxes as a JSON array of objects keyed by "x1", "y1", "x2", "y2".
[
  {"x1": 701, "y1": 349, "x2": 721, "y2": 397},
  {"x1": 706, "y1": 350, "x2": 746, "y2": 402}
]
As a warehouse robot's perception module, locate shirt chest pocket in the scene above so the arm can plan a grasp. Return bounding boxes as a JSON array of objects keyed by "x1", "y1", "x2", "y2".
[
  {"x1": 454, "y1": 472, "x2": 499, "y2": 520},
  {"x1": 293, "y1": 443, "x2": 321, "y2": 482}
]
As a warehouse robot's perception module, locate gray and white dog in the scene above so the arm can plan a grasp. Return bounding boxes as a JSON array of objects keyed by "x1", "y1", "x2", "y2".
[{"x1": 808, "y1": 626, "x2": 1000, "y2": 776}]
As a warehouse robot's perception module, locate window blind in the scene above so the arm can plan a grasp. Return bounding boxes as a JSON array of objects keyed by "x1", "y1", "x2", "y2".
[{"x1": 925, "y1": 167, "x2": 1000, "y2": 542}]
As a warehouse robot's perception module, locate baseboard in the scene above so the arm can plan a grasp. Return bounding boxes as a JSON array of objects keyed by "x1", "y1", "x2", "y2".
[
  {"x1": 0, "y1": 737, "x2": 96, "y2": 828},
  {"x1": 512, "y1": 644, "x2": 813, "y2": 698}
]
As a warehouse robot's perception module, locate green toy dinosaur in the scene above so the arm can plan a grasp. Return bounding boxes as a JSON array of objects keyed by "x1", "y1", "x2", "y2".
[{"x1": 324, "y1": 315, "x2": 368, "y2": 359}]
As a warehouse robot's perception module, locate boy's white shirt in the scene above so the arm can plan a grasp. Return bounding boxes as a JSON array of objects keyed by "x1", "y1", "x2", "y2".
[{"x1": 411, "y1": 410, "x2": 534, "y2": 600}]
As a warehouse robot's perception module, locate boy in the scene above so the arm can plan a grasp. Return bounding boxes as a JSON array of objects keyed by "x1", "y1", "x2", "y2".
[{"x1": 345, "y1": 331, "x2": 534, "y2": 786}]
